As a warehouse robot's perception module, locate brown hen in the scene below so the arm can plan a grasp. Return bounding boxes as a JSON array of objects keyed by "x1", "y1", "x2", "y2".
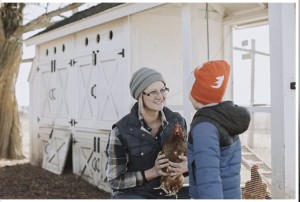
[
  {"x1": 243, "y1": 164, "x2": 268, "y2": 199},
  {"x1": 156, "y1": 123, "x2": 187, "y2": 197}
]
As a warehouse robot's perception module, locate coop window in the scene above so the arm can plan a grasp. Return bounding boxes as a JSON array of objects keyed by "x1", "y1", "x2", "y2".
[
  {"x1": 85, "y1": 37, "x2": 89, "y2": 46},
  {"x1": 109, "y1": 30, "x2": 113, "y2": 40},
  {"x1": 97, "y1": 34, "x2": 100, "y2": 43}
]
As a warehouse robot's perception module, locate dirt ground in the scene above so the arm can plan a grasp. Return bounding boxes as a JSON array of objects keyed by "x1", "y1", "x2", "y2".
[
  {"x1": 0, "y1": 160, "x2": 111, "y2": 199},
  {"x1": 0, "y1": 112, "x2": 111, "y2": 199}
]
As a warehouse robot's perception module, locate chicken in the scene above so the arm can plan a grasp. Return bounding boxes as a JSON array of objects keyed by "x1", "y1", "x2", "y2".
[
  {"x1": 155, "y1": 123, "x2": 187, "y2": 198},
  {"x1": 243, "y1": 164, "x2": 268, "y2": 199}
]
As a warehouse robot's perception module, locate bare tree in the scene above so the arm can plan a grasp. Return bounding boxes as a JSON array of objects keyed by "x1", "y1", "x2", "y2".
[{"x1": 0, "y1": 3, "x2": 84, "y2": 159}]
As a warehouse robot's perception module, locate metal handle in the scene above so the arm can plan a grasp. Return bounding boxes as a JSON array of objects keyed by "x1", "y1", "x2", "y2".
[{"x1": 91, "y1": 84, "x2": 96, "y2": 98}]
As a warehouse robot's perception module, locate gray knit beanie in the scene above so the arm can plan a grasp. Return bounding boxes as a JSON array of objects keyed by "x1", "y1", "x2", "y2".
[{"x1": 130, "y1": 67, "x2": 165, "y2": 99}]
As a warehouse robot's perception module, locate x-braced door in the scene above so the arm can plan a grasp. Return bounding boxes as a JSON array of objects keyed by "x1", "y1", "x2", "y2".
[
  {"x1": 42, "y1": 129, "x2": 71, "y2": 175},
  {"x1": 94, "y1": 48, "x2": 128, "y2": 130}
]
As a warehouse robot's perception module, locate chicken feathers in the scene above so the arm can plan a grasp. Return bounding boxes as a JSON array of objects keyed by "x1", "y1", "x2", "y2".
[
  {"x1": 156, "y1": 123, "x2": 187, "y2": 197},
  {"x1": 243, "y1": 164, "x2": 268, "y2": 199}
]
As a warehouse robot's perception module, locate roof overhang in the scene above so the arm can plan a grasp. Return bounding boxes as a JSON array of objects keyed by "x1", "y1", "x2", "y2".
[{"x1": 25, "y1": 3, "x2": 164, "y2": 46}]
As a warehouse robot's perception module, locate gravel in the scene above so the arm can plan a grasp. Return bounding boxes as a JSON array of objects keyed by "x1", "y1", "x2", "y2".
[{"x1": 0, "y1": 161, "x2": 111, "y2": 199}]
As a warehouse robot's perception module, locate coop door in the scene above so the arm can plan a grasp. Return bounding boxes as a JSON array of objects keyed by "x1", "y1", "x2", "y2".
[
  {"x1": 72, "y1": 133, "x2": 102, "y2": 186},
  {"x1": 74, "y1": 54, "x2": 97, "y2": 128},
  {"x1": 38, "y1": 61, "x2": 55, "y2": 125},
  {"x1": 94, "y1": 48, "x2": 128, "y2": 130},
  {"x1": 54, "y1": 58, "x2": 73, "y2": 127},
  {"x1": 42, "y1": 129, "x2": 71, "y2": 175}
]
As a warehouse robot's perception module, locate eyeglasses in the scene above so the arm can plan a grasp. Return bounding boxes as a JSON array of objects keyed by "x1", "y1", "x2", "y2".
[{"x1": 142, "y1": 87, "x2": 169, "y2": 98}]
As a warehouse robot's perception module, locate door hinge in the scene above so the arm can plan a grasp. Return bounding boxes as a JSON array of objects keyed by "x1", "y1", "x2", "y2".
[
  {"x1": 72, "y1": 137, "x2": 78, "y2": 145},
  {"x1": 69, "y1": 59, "x2": 77, "y2": 67},
  {"x1": 290, "y1": 82, "x2": 296, "y2": 90},
  {"x1": 69, "y1": 119, "x2": 78, "y2": 126},
  {"x1": 118, "y1": 48, "x2": 125, "y2": 58}
]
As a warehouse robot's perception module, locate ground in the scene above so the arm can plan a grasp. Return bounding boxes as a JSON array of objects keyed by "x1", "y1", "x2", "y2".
[{"x1": 0, "y1": 160, "x2": 111, "y2": 199}]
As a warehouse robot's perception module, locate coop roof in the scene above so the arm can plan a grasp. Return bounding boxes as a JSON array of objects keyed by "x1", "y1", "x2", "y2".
[
  {"x1": 33, "y1": 3, "x2": 124, "y2": 37},
  {"x1": 25, "y1": 3, "x2": 163, "y2": 45},
  {"x1": 26, "y1": 2, "x2": 268, "y2": 46}
]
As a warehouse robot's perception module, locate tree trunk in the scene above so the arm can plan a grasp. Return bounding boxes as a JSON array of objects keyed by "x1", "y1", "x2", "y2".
[
  {"x1": 0, "y1": 3, "x2": 24, "y2": 159},
  {"x1": 0, "y1": 41, "x2": 23, "y2": 159}
]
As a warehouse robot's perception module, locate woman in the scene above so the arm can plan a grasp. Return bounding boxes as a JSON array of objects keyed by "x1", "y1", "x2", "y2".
[
  {"x1": 106, "y1": 67, "x2": 188, "y2": 199},
  {"x1": 187, "y1": 60, "x2": 251, "y2": 199}
]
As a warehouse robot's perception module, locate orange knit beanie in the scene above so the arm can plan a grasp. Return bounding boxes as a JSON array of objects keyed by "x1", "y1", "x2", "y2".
[{"x1": 191, "y1": 60, "x2": 230, "y2": 105}]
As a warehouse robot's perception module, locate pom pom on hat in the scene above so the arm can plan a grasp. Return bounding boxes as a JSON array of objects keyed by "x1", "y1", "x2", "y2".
[
  {"x1": 130, "y1": 67, "x2": 165, "y2": 99},
  {"x1": 191, "y1": 60, "x2": 230, "y2": 105}
]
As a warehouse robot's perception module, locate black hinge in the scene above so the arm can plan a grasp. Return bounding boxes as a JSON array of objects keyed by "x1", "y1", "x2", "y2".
[
  {"x1": 290, "y1": 82, "x2": 296, "y2": 90},
  {"x1": 69, "y1": 119, "x2": 78, "y2": 126},
  {"x1": 72, "y1": 137, "x2": 78, "y2": 145},
  {"x1": 118, "y1": 48, "x2": 125, "y2": 57},
  {"x1": 68, "y1": 59, "x2": 77, "y2": 67},
  {"x1": 37, "y1": 66, "x2": 40, "y2": 72},
  {"x1": 37, "y1": 117, "x2": 40, "y2": 123},
  {"x1": 69, "y1": 119, "x2": 74, "y2": 126}
]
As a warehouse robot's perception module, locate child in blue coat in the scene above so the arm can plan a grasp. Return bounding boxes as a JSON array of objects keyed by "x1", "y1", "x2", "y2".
[{"x1": 187, "y1": 60, "x2": 251, "y2": 199}]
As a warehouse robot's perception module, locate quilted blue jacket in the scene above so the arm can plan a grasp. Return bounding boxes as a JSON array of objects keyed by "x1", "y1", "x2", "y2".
[{"x1": 187, "y1": 101, "x2": 250, "y2": 199}]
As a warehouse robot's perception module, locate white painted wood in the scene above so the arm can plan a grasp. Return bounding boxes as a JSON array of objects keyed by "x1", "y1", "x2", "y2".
[
  {"x1": 73, "y1": 48, "x2": 128, "y2": 130},
  {"x1": 94, "y1": 48, "x2": 128, "y2": 130},
  {"x1": 73, "y1": 53, "x2": 95, "y2": 129},
  {"x1": 37, "y1": 61, "x2": 54, "y2": 126},
  {"x1": 72, "y1": 131, "x2": 111, "y2": 192},
  {"x1": 42, "y1": 129, "x2": 72, "y2": 175},
  {"x1": 36, "y1": 127, "x2": 52, "y2": 166},
  {"x1": 223, "y1": 24, "x2": 233, "y2": 100},
  {"x1": 269, "y1": 3, "x2": 296, "y2": 199},
  {"x1": 53, "y1": 57, "x2": 73, "y2": 127},
  {"x1": 223, "y1": 8, "x2": 268, "y2": 27},
  {"x1": 37, "y1": 58, "x2": 73, "y2": 127},
  {"x1": 181, "y1": 4, "x2": 193, "y2": 127}
]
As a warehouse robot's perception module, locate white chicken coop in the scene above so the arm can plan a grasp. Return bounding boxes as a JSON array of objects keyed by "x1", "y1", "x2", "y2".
[{"x1": 25, "y1": 3, "x2": 297, "y2": 199}]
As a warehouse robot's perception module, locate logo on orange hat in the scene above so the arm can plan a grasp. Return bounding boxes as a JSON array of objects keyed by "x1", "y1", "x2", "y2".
[{"x1": 211, "y1": 75, "x2": 225, "y2": 89}]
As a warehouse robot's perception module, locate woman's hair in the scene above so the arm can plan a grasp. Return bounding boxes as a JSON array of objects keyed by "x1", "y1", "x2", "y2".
[{"x1": 138, "y1": 94, "x2": 145, "y2": 115}]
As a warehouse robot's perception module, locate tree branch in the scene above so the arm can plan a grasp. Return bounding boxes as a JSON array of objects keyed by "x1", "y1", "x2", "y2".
[
  {"x1": 0, "y1": 16, "x2": 5, "y2": 41},
  {"x1": 14, "y1": 3, "x2": 84, "y2": 36}
]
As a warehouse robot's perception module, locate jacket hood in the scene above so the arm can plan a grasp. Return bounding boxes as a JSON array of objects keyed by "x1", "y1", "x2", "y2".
[{"x1": 194, "y1": 101, "x2": 251, "y2": 135}]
